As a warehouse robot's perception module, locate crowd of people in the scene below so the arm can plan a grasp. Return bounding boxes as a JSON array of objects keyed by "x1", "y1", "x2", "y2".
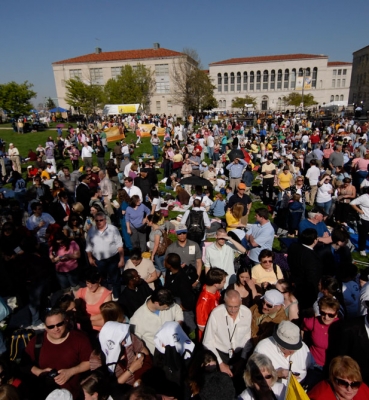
[{"x1": 0, "y1": 111, "x2": 368, "y2": 400}]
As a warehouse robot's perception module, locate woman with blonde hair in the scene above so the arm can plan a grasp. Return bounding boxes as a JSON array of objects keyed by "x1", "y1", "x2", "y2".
[
  {"x1": 238, "y1": 352, "x2": 286, "y2": 399},
  {"x1": 226, "y1": 202, "x2": 246, "y2": 232}
]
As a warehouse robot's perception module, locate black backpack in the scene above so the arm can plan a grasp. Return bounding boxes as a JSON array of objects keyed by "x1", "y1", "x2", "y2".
[{"x1": 186, "y1": 210, "x2": 205, "y2": 243}]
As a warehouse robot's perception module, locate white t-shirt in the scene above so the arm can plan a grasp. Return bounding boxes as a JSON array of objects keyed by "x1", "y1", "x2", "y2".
[
  {"x1": 316, "y1": 183, "x2": 332, "y2": 203},
  {"x1": 306, "y1": 166, "x2": 320, "y2": 186},
  {"x1": 152, "y1": 197, "x2": 163, "y2": 212},
  {"x1": 238, "y1": 382, "x2": 286, "y2": 399},
  {"x1": 207, "y1": 135, "x2": 215, "y2": 148}
]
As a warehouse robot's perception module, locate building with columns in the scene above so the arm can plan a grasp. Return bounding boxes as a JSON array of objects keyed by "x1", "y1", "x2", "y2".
[
  {"x1": 52, "y1": 44, "x2": 195, "y2": 116},
  {"x1": 208, "y1": 53, "x2": 352, "y2": 111}
]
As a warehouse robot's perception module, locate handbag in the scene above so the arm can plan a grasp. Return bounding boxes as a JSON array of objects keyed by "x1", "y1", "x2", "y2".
[{"x1": 156, "y1": 230, "x2": 173, "y2": 256}]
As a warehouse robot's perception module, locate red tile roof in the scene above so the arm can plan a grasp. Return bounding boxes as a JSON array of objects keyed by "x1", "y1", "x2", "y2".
[
  {"x1": 327, "y1": 61, "x2": 352, "y2": 66},
  {"x1": 53, "y1": 48, "x2": 184, "y2": 65},
  {"x1": 210, "y1": 53, "x2": 327, "y2": 66}
]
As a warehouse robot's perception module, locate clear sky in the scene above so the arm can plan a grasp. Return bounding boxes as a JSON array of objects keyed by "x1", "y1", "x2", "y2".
[{"x1": 1, "y1": 0, "x2": 368, "y2": 108}]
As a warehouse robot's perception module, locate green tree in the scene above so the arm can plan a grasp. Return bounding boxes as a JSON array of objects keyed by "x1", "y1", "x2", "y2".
[
  {"x1": 65, "y1": 78, "x2": 104, "y2": 115},
  {"x1": 282, "y1": 92, "x2": 318, "y2": 108},
  {"x1": 45, "y1": 97, "x2": 56, "y2": 110},
  {"x1": 231, "y1": 96, "x2": 257, "y2": 112},
  {"x1": 171, "y1": 48, "x2": 216, "y2": 115},
  {"x1": 104, "y1": 64, "x2": 155, "y2": 110},
  {"x1": 0, "y1": 81, "x2": 36, "y2": 117}
]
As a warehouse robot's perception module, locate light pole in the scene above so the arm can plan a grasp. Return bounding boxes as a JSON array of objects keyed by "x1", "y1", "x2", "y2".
[{"x1": 301, "y1": 68, "x2": 306, "y2": 111}]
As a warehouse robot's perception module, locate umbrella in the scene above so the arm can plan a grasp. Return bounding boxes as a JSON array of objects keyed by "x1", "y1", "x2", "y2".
[
  {"x1": 49, "y1": 107, "x2": 68, "y2": 113},
  {"x1": 228, "y1": 149, "x2": 245, "y2": 162},
  {"x1": 180, "y1": 176, "x2": 213, "y2": 187},
  {"x1": 56, "y1": 124, "x2": 65, "y2": 128},
  {"x1": 355, "y1": 107, "x2": 362, "y2": 111}
]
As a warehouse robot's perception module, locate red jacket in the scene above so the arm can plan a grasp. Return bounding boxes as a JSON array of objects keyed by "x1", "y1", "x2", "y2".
[{"x1": 308, "y1": 380, "x2": 369, "y2": 400}]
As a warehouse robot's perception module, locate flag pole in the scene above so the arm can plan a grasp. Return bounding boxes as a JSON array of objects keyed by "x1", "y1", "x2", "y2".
[{"x1": 284, "y1": 360, "x2": 293, "y2": 400}]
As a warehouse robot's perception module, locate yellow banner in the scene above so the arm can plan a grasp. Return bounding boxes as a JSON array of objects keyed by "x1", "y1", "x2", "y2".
[
  {"x1": 118, "y1": 104, "x2": 139, "y2": 113},
  {"x1": 286, "y1": 374, "x2": 310, "y2": 400}
]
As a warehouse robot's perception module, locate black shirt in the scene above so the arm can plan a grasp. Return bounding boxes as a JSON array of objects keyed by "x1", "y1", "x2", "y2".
[
  {"x1": 227, "y1": 193, "x2": 252, "y2": 216},
  {"x1": 118, "y1": 281, "x2": 153, "y2": 318}
]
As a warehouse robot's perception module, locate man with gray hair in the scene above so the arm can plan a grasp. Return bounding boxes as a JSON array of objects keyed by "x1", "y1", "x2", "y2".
[
  {"x1": 203, "y1": 289, "x2": 252, "y2": 378},
  {"x1": 298, "y1": 208, "x2": 332, "y2": 244}
]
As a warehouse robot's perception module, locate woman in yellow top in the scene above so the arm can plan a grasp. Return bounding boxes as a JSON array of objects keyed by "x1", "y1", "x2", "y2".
[
  {"x1": 277, "y1": 166, "x2": 294, "y2": 191},
  {"x1": 225, "y1": 203, "x2": 246, "y2": 232},
  {"x1": 251, "y1": 249, "x2": 284, "y2": 289}
]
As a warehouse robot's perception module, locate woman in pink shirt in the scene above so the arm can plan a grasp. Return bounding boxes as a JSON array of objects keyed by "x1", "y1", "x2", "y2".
[
  {"x1": 323, "y1": 143, "x2": 334, "y2": 169},
  {"x1": 49, "y1": 232, "x2": 81, "y2": 291}
]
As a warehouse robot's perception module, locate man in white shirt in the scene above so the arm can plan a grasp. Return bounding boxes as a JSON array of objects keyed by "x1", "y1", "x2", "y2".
[
  {"x1": 254, "y1": 321, "x2": 314, "y2": 384},
  {"x1": 130, "y1": 288, "x2": 183, "y2": 355},
  {"x1": 81, "y1": 142, "x2": 94, "y2": 169},
  {"x1": 350, "y1": 187, "x2": 369, "y2": 256},
  {"x1": 26, "y1": 202, "x2": 55, "y2": 243},
  {"x1": 123, "y1": 176, "x2": 143, "y2": 201},
  {"x1": 204, "y1": 228, "x2": 247, "y2": 287},
  {"x1": 8, "y1": 143, "x2": 22, "y2": 173},
  {"x1": 305, "y1": 160, "x2": 320, "y2": 206},
  {"x1": 203, "y1": 290, "x2": 251, "y2": 378}
]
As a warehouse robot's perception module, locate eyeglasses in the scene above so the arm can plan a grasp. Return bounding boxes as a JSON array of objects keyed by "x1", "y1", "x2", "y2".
[
  {"x1": 95, "y1": 219, "x2": 105, "y2": 222},
  {"x1": 254, "y1": 374, "x2": 273, "y2": 381},
  {"x1": 334, "y1": 377, "x2": 361, "y2": 389},
  {"x1": 263, "y1": 300, "x2": 274, "y2": 308},
  {"x1": 261, "y1": 259, "x2": 273, "y2": 264},
  {"x1": 46, "y1": 320, "x2": 65, "y2": 330},
  {"x1": 320, "y1": 310, "x2": 337, "y2": 318}
]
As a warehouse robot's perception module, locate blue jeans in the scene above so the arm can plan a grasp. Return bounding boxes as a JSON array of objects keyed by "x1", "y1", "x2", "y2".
[
  {"x1": 152, "y1": 145, "x2": 159, "y2": 160},
  {"x1": 316, "y1": 200, "x2": 332, "y2": 215},
  {"x1": 208, "y1": 146, "x2": 214, "y2": 159},
  {"x1": 95, "y1": 253, "x2": 121, "y2": 298},
  {"x1": 56, "y1": 268, "x2": 79, "y2": 290},
  {"x1": 120, "y1": 217, "x2": 132, "y2": 250},
  {"x1": 27, "y1": 279, "x2": 50, "y2": 326},
  {"x1": 154, "y1": 254, "x2": 166, "y2": 274}
]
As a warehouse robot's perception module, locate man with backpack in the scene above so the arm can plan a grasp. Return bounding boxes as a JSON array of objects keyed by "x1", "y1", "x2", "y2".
[{"x1": 181, "y1": 199, "x2": 210, "y2": 248}]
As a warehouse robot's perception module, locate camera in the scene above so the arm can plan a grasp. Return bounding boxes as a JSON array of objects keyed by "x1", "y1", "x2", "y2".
[{"x1": 48, "y1": 369, "x2": 59, "y2": 378}]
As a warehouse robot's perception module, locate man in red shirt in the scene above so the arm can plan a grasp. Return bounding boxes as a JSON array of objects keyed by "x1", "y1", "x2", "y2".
[
  {"x1": 22, "y1": 308, "x2": 92, "y2": 399},
  {"x1": 196, "y1": 268, "x2": 227, "y2": 340}
]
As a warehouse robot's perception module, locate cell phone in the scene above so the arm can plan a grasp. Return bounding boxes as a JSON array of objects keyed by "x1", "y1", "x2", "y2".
[
  {"x1": 48, "y1": 369, "x2": 59, "y2": 378},
  {"x1": 292, "y1": 372, "x2": 300, "y2": 376},
  {"x1": 14, "y1": 246, "x2": 22, "y2": 254}
]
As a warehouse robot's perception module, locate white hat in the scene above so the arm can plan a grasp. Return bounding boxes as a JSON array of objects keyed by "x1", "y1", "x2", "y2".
[
  {"x1": 46, "y1": 389, "x2": 73, "y2": 400},
  {"x1": 273, "y1": 321, "x2": 302, "y2": 351},
  {"x1": 262, "y1": 289, "x2": 284, "y2": 307}
]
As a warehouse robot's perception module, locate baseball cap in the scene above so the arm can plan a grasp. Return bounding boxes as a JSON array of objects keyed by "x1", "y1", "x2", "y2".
[
  {"x1": 267, "y1": 155, "x2": 273, "y2": 160},
  {"x1": 176, "y1": 224, "x2": 188, "y2": 234},
  {"x1": 238, "y1": 183, "x2": 247, "y2": 190},
  {"x1": 261, "y1": 289, "x2": 284, "y2": 307}
]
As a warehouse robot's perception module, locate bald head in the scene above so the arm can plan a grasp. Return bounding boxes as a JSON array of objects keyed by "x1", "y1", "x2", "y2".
[{"x1": 224, "y1": 289, "x2": 242, "y2": 303}]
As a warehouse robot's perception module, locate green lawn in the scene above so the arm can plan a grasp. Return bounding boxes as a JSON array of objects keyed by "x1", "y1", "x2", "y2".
[{"x1": 0, "y1": 124, "x2": 367, "y2": 265}]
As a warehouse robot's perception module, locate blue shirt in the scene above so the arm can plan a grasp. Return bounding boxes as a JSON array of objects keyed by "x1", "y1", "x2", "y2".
[
  {"x1": 226, "y1": 159, "x2": 247, "y2": 178},
  {"x1": 298, "y1": 219, "x2": 330, "y2": 237},
  {"x1": 248, "y1": 221, "x2": 275, "y2": 262},
  {"x1": 126, "y1": 203, "x2": 151, "y2": 228}
]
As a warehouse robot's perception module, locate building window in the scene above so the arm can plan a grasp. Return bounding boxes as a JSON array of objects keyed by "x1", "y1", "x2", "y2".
[
  {"x1": 224, "y1": 73, "x2": 228, "y2": 92},
  {"x1": 243, "y1": 72, "x2": 248, "y2": 91},
  {"x1": 340, "y1": 95, "x2": 344, "y2": 101},
  {"x1": 69, "y1": 69, "x2": 82, "y2": 79},
  {"x1": 90, "y1": 68, "x2": 103, "y2": 84},
  {"x1": 333, "y1": 69, "x2": 337, "y2": 76},
  {"x1": 335, "y1": 95, "x2": 339, "y2": 101},
  {"x1": 298, "y1": 68, "x2": 304, "y2": 77},
  {"x1": 338, "y1": 69, "x2": 342, "y2": 75},
  {"x1": 263, "y1": 70, "x2": 269, "y2": 90},
  {"x1": 230, "y1": 72, "x2": 235, "y2": 91},
  {"x1": 155, "y1": 64, "x2": 169, "y2": 76},
  {"x1": 277, "y1": 69, "x2": 282, "y2": 89},
  {"x1": 217, "y1": 73, "x2": 222, "y2": 92},
  {"x1": 332, "y1": 79, "x2": 336, "y2": 87},
  {"x1": 250, "y1": 72, "x2": 254, "y2": 91},
  {"x1": 223, "y1": 100, "x2": 226, "y2": 108},
  {"x1": 167, "y1": 100, "x2": 172, "y2": 110},
  {"x1": 337, "y1": 79, "x2": 341, "y2": 87},
  {"x1": 330, "y1": 95, "x2": 334, "y2": 102},
  {"x1": 236, "y1": 72, "x2": 241, "y2": 91},
  {"x1": 256, "y1": 71, "x2": 261, "y2": 90},
  {"x1": 284, "y1": 69, "x2": 289, "y2": 89},
  {"x1": 343, "y1": 69, "x2": 347, "y2": 75},
  {"x1": 342, "y1": 79, "x2": 346, "y2": 87},
  {"x1": 156, "y1": 82, "x2": 170, "y2": 93},
  {"x1": 156, "y1": 101, "x2": 161, "y2": 112},
  {"x1": 270, "y1": 70, "x2": 275, "y2": 90},
  {"x1": 306, "y1": 67, "x2": 311, "y2": 77},
  {"x1": 290, "y1": 69, "x2": 296, "y2": 89},
  {"x1": 312, "y1": 67, "x2": 317, "y2": 88},
  {"x1": 111, "y1": 67, "x2": 122, "y2": 79}
]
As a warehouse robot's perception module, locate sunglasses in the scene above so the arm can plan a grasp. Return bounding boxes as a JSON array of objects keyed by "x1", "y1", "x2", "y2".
[
  {"x1": 263, "y1": 300, "x2": 274, "y2": 308},
  {"x1": 261, "y1": 259, "x2": 273, "y2": 264},
  {"x1": 335, "y1": 377, "x2": 361, "y2": 389},
  {"x1": 95, "y1": 219, "x2": 105, "y2": 222},
  {"x1": 46, "y1": 320, "x2": 65, "y2": 330},
  {"x1": 320, "y1": 310, "x2": 337, "y2": 318},
  {"x1": 254, "y1": 374, "x2": 273, "y2": 381}
]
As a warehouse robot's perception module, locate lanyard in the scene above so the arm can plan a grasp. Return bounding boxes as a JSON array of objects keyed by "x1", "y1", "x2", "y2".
[{"x1": 226, "y1": 316, "x2": 237, "y2": 346}]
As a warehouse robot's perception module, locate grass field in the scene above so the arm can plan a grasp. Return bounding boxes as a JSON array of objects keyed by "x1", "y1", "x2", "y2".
[{"x1": 0, "y1": 123, "x2": 367, "y2": 265}]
